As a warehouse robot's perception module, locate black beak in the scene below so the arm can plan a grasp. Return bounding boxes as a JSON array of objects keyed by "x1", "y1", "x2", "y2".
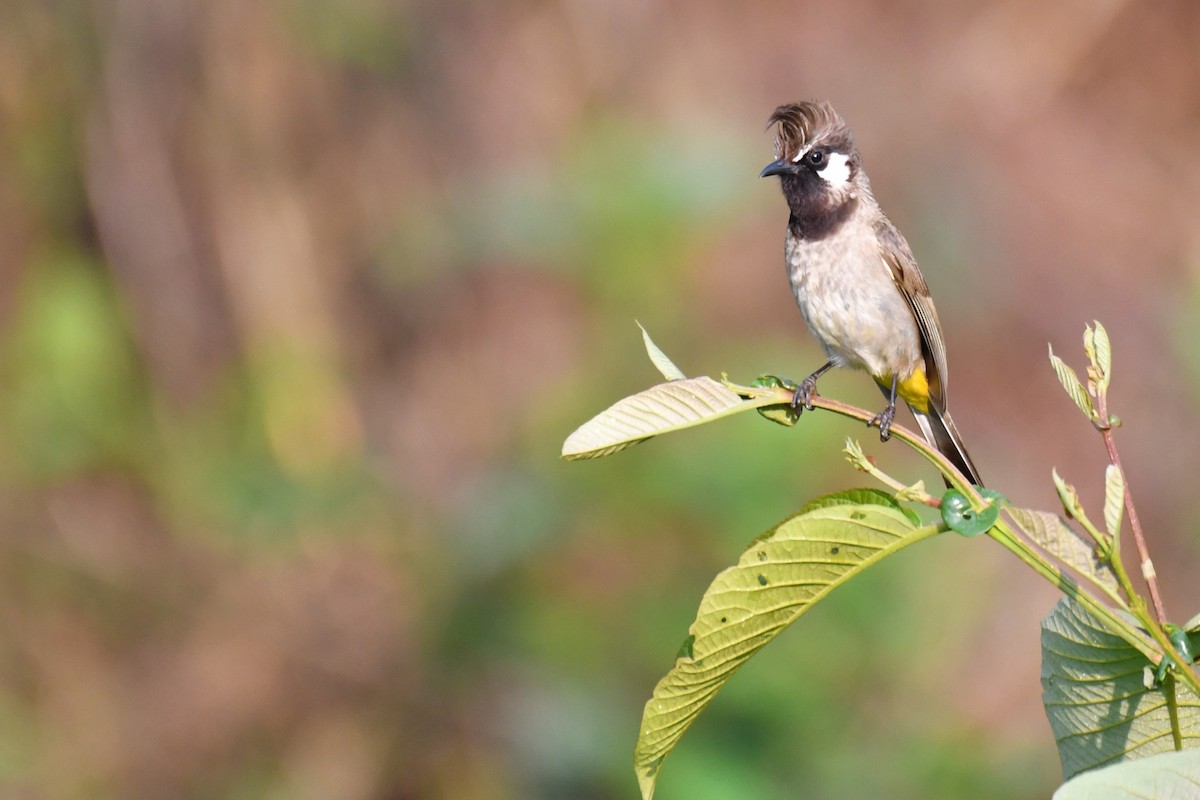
[{"x1": 759, "y1": 159, "x2": 793, "y2": 178}]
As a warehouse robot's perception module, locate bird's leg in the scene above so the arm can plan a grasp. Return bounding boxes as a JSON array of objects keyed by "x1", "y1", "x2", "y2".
[
  {"x1": 791, "y1": 360, "x2": 835, "y2": 413},
  {"x1": 869, "y1": 373, "x2": 899, "y2": 441}
]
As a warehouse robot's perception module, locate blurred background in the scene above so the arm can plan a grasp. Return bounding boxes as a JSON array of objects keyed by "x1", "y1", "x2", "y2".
[{"x1": 2, "y1": 0, "x2": 1199, "y2": 797}]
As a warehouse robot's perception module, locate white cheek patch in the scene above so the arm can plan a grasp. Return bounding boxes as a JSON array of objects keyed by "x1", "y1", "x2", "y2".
[{"x1": 817, "y1": 152, "x2": 851, "y2": 189}]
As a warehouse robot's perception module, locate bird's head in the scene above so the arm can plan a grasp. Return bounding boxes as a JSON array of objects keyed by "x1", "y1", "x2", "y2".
[{"x1": 760, "y1": 101, "x2": 862, "y2": 214}]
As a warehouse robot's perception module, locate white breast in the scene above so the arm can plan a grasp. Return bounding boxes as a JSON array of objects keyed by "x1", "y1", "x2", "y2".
[{"x1": 785, "y1": 214, "x2": 923, "y2": 378}]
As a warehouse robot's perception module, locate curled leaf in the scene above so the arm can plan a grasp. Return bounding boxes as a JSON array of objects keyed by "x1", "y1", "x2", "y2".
[
  {"x1": 940, "y1": 488, "x2": 1002, "y2": 536},
  {"x1": 1084, "y1": 321, "x2": 1112, "y2": 394},
  {"x1": 1154, "y1": 623, "x2": 1196, "y2": 685},
  {"x1": 1052, "y1": 468, "x2": 1083, "y2": 521},
  {"x1": 1169, "y1": 623, "x2": 1195, "y2": 666},
  {"x1": 751, "y1": 374, "x2": 799, "y2": 427}
]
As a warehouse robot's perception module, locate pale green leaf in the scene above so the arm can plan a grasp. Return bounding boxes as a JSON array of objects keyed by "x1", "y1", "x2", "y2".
[
  {"x1": 1050, "y1": 345, "x2": 1095, "y2": 420},
  {"x1": 1086, "y1": 321, "x2": 1113, "y2": 394},
  {"x1": 562, "y1": 377, "x2": 774, "y2": 460},
  {"x1": 1104, "y1": 464, "x2": 1125, "y2": 539},
  {"x1": 637, "y1": 321, "x2": 686, "y2": 382},
  {"x1": 1007, "y1": 507, "x2": 1118, "y2": 594},
  {"x1": 795, "y1": 486, "x2": 913, "y2": 519},
  {"x1": 1042, "y1": 597, "x2": 1200, "y2": 782},
  {"x1": 1083, "y1": 325, "x2": 1098, "y2": 395},
  {"x1": 1053, "y1": 748, "x2": 1200, "y2": 799},
  {"x1": 1052, "y1": 468, "x2": 1083, "y2": 520},
  {"x1": 635, "y1": 496, "x2": 936, "y2": 799},
  {"x1": 754, "y1": 403, "x2": 798, "y2": 427},
  {"x1": 749, "y1": 374, "x2": 800, "y2": 426},
  {"x1": 794, "y1": 484, "x2": 923, "y2": 527}
]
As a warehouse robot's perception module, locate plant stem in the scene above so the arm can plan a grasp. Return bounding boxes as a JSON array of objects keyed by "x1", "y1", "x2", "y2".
[
  {"x1": 1090, "y1": 374, "x2": 1166, "y2": 623},
  {"x1": 745, "y1": 383, "x2": 1200, "y2": 695},
  {"x1": 1099, "y1": 426, "x2": 1167, "y2": 624},
  {"x1": 993, "y1": 516, "x2": 1199, "y2": 696},
  {"x1": 986, "y1": 521, "x2": 1157, "y2": 658},
  {"x1": 1126, "y1": 594, "x2": 1200, "y2": 697},
  {"x1": 1052, "y1": 505, "x2": 1131, "y2": 607}
]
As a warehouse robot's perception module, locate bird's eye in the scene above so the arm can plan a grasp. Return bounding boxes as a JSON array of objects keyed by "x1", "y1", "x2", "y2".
[{"x1": 806, "y1": 149, "x2": 826, "y2": 167}]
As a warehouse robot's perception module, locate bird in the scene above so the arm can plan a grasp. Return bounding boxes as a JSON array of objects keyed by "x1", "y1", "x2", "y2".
[{"x1": 759, "y1": 100, "x2": 982, "y2": 486}]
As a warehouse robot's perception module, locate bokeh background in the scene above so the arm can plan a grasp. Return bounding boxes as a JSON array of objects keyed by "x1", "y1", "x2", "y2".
[{"x1": 2, "y1": 1, "x2": 1199, "y2": 798}]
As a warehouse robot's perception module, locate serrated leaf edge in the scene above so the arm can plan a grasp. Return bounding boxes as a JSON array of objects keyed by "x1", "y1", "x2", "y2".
[{"x1": 1049, "y1": 345, "x2": 1095, "y2": 419}]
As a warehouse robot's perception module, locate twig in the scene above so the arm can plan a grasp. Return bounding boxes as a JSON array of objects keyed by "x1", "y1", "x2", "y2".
[
  {"x1": 750, "y1": 383, "x2": 1200, "y2": 694},
  {"x1": 1094, "y1": 396, "x2": 1167, "y2": 624}
]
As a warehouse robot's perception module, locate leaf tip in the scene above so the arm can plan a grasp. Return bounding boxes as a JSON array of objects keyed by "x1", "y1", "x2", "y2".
[{"x1": 637, "y1": 321, "x2": 687, "y2": 381}]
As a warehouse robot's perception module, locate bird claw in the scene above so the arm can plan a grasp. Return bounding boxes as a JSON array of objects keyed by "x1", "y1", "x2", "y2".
[
  {"x1": 869, "y1": 403, "x2": 897, "y2": 441},
  {"x1": 791, "y1": 376, "x2": 819, "y2": 413}
]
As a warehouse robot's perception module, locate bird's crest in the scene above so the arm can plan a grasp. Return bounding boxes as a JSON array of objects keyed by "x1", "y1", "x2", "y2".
[{"x1": 767, "y1": 101, "x2": 855, "y2": 163}]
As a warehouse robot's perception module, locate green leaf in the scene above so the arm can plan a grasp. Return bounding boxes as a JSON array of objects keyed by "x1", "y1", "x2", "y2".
[
  {"x1": 795, "y1": 485, "x2": 924, "y2": 527},
  {"x1": 1165, "y1": 625, "x2": 1196, "y2": 672},
  {"x1": 635, "y1": 501, "x2": 937, "y2": 799},
  {"x1": 1185, "y1": 613, "x2": 1200, "y2": 663},
  {"x1": 561, "y1": 377, "x2": 776, "y2": 460},
  {"x1": 1007, "y1": 507, "x2": 1119, "y2": 594},
  {"x1": 1104, "y1": 464, "x2": 1125, "y2": 539},
  {"x1": 1041, "y1": 597, "x2": 1200, "y2": 781},
  {"x1": 1050, "y1": 345, "x2": 1095, "y2": 420},
  {"x1": 795, "y1": 486, "x2": 907, "y2": 515},
  {"x1": 1052, "y1": 748, "x2": 1200, "y2": 799},
  {"x1": 751, "y1": 374, "x2": 798, "y2": 427},
  {"x1": 1085, "y1": 321, "x2": 1113, "y2": 395},
  {"x1": 637, "y1": 321, "x2": 687, "y2": 382}
]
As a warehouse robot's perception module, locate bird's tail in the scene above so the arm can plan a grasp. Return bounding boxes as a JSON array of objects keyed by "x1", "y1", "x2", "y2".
[{"x1": 910, "y1": 404, "x2": 982, "y2": 487}]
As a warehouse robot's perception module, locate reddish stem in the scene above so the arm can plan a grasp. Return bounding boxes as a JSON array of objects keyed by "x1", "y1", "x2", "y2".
[{"x1": 1096, "y1": 407, "x2": 1167, "y2": 624}]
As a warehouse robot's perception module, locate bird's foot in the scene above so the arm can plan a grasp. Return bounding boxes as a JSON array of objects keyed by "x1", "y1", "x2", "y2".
[
  {"x1": 791, "y1": 375, "x2": 820, "y2": 413},
  {"x1": 869, "y1": 403, "x2": 897, "y2": 441}
]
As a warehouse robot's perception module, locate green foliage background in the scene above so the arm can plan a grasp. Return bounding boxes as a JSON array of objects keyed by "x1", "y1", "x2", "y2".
[{"x1": 1, "y1": 2, "x2": 1199, "y2": 798}]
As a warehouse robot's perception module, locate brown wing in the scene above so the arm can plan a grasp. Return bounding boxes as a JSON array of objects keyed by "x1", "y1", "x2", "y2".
[{"x1": 875, "y1": 217, "x2": 949, "y2": 410}]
